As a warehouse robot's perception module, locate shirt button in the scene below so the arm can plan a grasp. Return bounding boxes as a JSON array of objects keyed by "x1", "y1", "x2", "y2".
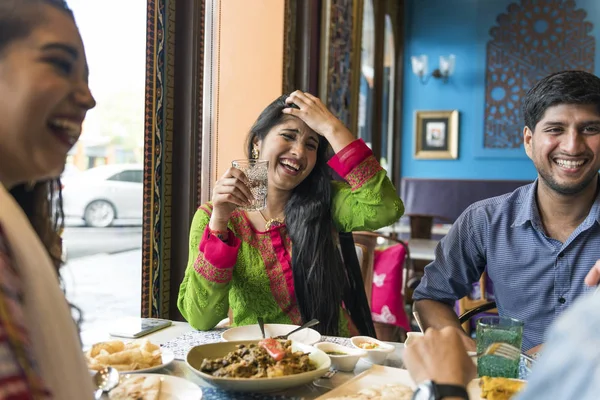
[
  {"x1": 558, "y1": 297, "x2": 566, "y2": 304},
  {"x1": 558, "y1": 252, "x2": 564, "y2": 258}
]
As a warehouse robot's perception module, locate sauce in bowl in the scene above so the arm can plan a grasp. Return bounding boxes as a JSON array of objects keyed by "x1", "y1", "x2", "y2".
[{"x1": 325, "y1": 351, "x2": 347, "y2": 356}]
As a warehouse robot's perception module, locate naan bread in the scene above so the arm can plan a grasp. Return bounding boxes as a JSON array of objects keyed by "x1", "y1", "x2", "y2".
[
  {"x1": 328, "y1": 383, "x2": 413, "y2": 400},
  {"x1": 86, "y1": 339, "x2": 163, "y2": 372},
  {"x1": 108, "y1": 375, "x2": 162, "y2": 400}
]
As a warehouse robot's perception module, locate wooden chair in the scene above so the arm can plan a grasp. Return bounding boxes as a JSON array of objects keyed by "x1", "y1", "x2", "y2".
[
  {"x1": 406, "y1": 214, "x2": 435, "y2": 240},
  {"x1": 352, "y1": 231, "x2": 412, "y2": 342},
  {"x1": 456, "y1": 271, "x2": 497, "y2": 334}
]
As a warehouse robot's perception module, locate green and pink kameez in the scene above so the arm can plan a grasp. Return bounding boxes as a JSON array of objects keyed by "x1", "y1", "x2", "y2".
[{"x1": 177, "y1": 139, "x2": 403, "y2": 336}]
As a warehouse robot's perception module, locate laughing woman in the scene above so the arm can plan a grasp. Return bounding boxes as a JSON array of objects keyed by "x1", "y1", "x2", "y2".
[
  {"x1": 0, "y1": 0, "x2": 96, "y2": 398},
  {"x1": 178, "y1": 91, "x2": 403, "y2": 336}
]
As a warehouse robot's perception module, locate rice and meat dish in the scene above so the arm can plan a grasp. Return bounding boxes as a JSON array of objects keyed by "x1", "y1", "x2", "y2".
[{"x1": 199, "y1": 338, "x2": 316, "y2": 378}]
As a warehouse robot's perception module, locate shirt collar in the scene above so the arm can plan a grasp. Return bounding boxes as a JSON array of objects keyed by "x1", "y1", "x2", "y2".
[
  {"x1": 512, "y1": 175, "x2": 600, "y2": 228},
  {"x1": 512, "y1": 179, "x2": 539, "y2": 228}
]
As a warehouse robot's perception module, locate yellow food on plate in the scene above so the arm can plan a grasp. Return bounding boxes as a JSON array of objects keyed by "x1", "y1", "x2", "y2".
[
  {"x1": 86, "y1": 339, "x2": 163, "y2": 372},
  {"x1": 480, "y1": 376, "x2": 526, "y2": 400},
  {"x1": 108, "y1": 375, "x2": 162, "y2": 400},
  {"x1": 328, "y1": 383, "x2": 413, "y2": 400}
]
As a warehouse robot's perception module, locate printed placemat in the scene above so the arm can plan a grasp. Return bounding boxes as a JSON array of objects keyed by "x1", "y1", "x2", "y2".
[{"x1": 161, "y1": 329, "x2": 351, "y2": 360}]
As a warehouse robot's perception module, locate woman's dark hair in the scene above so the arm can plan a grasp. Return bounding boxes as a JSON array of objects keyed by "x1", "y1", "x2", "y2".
[
  {"x1": 1, "y1": 0, "x2": 81, "y2": 324},
  {"x1": 0, "y1": 0, "x2": 73, "y2": 55},
  {"x1": 9, "y1": 182, "x2": 65, "y2": 273},
  {"x1": 522, "y1": 70, "x2": 600, "y2": 131},
  {"x1": 246, "y1": 95, "x2": 347, "y2": 335}
]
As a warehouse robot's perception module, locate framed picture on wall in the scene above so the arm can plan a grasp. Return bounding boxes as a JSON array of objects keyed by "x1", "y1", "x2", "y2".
[{"x1": 414, "y1": 110, "x2": 459, "y2": 159}]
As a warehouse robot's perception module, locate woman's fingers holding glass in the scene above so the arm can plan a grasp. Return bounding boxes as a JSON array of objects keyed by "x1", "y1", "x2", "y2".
[
  {"x1": 224, "y1": 167, "x2": 249, "y2": 185},
  {"x1": 221, "y1": 177, "x2": 254, "y2": 203},
  {"x1": 213, "y1": 184, "x2": 251, "y2": 207},
  {"x1": 215, "y1": 168, "x2": 254, "y2": 205}
]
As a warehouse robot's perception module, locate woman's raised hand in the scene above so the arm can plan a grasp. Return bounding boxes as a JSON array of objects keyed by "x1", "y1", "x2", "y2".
[
  {"x1": 209, "y1": 167, "x2": 254, "y2": 231},
  {"x1": 283, "y1": 91, "x2": 342, "y2": 137},
  {"x1": 282, "y1": 90, "x2": 354, "y2": 152}
]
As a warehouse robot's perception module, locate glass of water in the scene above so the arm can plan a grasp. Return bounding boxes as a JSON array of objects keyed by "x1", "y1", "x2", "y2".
[
  {"x1": 231, "y1": 159, "x2": 268, "y2": 211},
  {"x1": 476, "y1": 316, "x2": 524, "y2": 378}
]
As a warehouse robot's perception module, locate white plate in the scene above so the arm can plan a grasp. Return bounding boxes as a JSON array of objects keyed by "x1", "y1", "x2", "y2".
[
  {"x1": 316, "y1": 365, "x2": 416, "y2": 399},
  {"x1": 221, "y1": 324, "x2": 321, "y2": 345},
  {"x1": 317, "y1": 366, "x2": 525, "y2": 400},
  {"x1": 124, "y1": 348, "x2": 175, "y2": 373},
  {"x1": 101, "y1": 374, "x2": 202, "y2": 399},
  {"x1": 186, "y1": 340, "x2": 331, "y2": 392},
  {"x1": 88, "y1": 347, "x2": 175, "y2": 374}
]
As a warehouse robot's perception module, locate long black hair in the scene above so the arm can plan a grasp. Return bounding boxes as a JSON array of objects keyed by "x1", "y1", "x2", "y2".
[
  {"x1": 246, "y1": 95, "x2": 347, "y2": 335},
  {"x1": 1, "y1": 0, "x2": 81, "y2": 324}
]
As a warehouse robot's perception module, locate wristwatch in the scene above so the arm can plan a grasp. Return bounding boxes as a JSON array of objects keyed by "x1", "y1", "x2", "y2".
[{"x1": 412, "y1": 380, "x2": 469, "y2": 400}]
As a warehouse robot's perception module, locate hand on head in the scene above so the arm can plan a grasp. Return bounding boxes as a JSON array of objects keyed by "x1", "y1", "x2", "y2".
[
  {"x1": 282, "y1": 90, "x2": 344, "y2": 138},
  {"x1": 584, "y1": 259, "x2": 600, "y2": 287},
  {"x1": 403, "y1": 326, "x2": 476, "y2": 388}
]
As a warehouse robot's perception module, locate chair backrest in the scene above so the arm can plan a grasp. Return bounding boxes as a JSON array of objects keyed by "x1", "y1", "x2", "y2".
[
  {"x1": 338, "y1": 232, "x2": 377, "y2": 337},
  {"x1": 351, "y1": 234, "x2": 377, "y2": 306},
  {"x1": 351, "y1": 231, "x2": 411, "y2": 342},
  {"x1": 406, "y1": 214, "x2": 434, "y2": 239},
  {"x1": 351, "y1": 232, "x2": 412, "y2": 306},
  {"x1": 457, "y1": 271, "x2": 497, "y2": 334}
]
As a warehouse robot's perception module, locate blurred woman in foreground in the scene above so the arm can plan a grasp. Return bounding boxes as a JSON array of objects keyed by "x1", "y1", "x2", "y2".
[{"x1": 0, "y1": 0, "x2": 96, "y2": 397}]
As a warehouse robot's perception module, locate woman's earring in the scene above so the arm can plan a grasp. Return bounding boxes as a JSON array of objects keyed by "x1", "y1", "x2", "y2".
[{"x1": 252, "y1": 147, "x2": 259, "y2": 160}]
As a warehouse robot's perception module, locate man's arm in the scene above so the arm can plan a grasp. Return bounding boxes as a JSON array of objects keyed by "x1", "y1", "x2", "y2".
[
  {"x1": 414, "y1": 300, "x2": 476, "y2": 351},
  {"x1": 411, "y1": 207, "x2": 487, "y2": 352}
]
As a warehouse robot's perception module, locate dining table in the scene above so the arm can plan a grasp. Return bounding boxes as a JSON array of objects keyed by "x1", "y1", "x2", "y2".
[{"x1": 82, "y1": 321, "x2": 408, "y2": 400}]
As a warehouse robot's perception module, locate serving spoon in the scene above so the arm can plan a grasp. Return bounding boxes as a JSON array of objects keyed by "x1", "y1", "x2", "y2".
[
  {"x1": 257, "y1": 316, "x2": 266, "y2": 339},
  {"x1": 93, "y1": 366, "x2": 120, "y2": 399},
  {"x1": 276, "y1": 319, "x2": 320, "y2": 340}
]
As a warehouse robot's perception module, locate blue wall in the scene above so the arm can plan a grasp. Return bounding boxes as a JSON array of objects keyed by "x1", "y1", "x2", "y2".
[{"x1": 402, "y1": 0, "x2": 600, "y2": 180}]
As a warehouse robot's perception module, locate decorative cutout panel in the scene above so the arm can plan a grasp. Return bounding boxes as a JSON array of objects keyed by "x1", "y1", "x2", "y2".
[{"x1": 484, "y1": 0, "x2": 595, "y2": 149}]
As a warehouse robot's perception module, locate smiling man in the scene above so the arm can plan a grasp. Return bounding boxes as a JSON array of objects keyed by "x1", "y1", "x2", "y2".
[{"x1": 413, "y1": 70, "x2": 600, "y2": 352}]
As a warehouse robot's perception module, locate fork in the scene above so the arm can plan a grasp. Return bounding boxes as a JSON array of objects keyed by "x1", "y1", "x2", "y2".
[
  {"x1": 274, "y1": 319, "x2": 319, "y2": 340},
  {"x1": 478, "y1": 342, "x2": 535, "y2": 364}
]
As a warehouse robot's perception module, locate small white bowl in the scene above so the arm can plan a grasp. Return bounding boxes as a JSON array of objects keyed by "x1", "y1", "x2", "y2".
[
  {"x1": 314, "y1": 342, "x2": 367, "y2": 372},
  {"x1": 350, "y1": 336, "x2": 395, "y2": 364}
]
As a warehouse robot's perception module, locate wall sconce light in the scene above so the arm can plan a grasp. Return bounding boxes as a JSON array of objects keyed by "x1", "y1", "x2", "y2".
[{"x1": 411, "y1": 54, "x2": 456, "y2": 84}]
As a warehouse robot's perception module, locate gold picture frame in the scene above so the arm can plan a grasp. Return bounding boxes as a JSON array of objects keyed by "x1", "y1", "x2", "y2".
[{"x1": 414, "y1": 110, "x2": 459, "y2": 159}]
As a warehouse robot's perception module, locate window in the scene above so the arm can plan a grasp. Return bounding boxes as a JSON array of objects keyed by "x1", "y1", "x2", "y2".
[
  {"x1": 358, "y1": 0, "x2": 375, "y2": 149},
  {"x1": 380, "y1": 15, "x2": 396, "y2": 174},
  {"x1": 60, "y1": 0, "x2": 147, "y2": 333},
  {"x1": 355, "y1": 0, "x2": 403, "y2": 185},
  {"x1": 109, "y1": 170, "x2": 143, "y2": 183}
]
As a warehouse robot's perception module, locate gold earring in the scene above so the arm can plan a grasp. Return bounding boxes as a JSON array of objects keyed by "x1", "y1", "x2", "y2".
[{"x1": 252, "y1": 147, "x2": 259, "y2": 159}]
